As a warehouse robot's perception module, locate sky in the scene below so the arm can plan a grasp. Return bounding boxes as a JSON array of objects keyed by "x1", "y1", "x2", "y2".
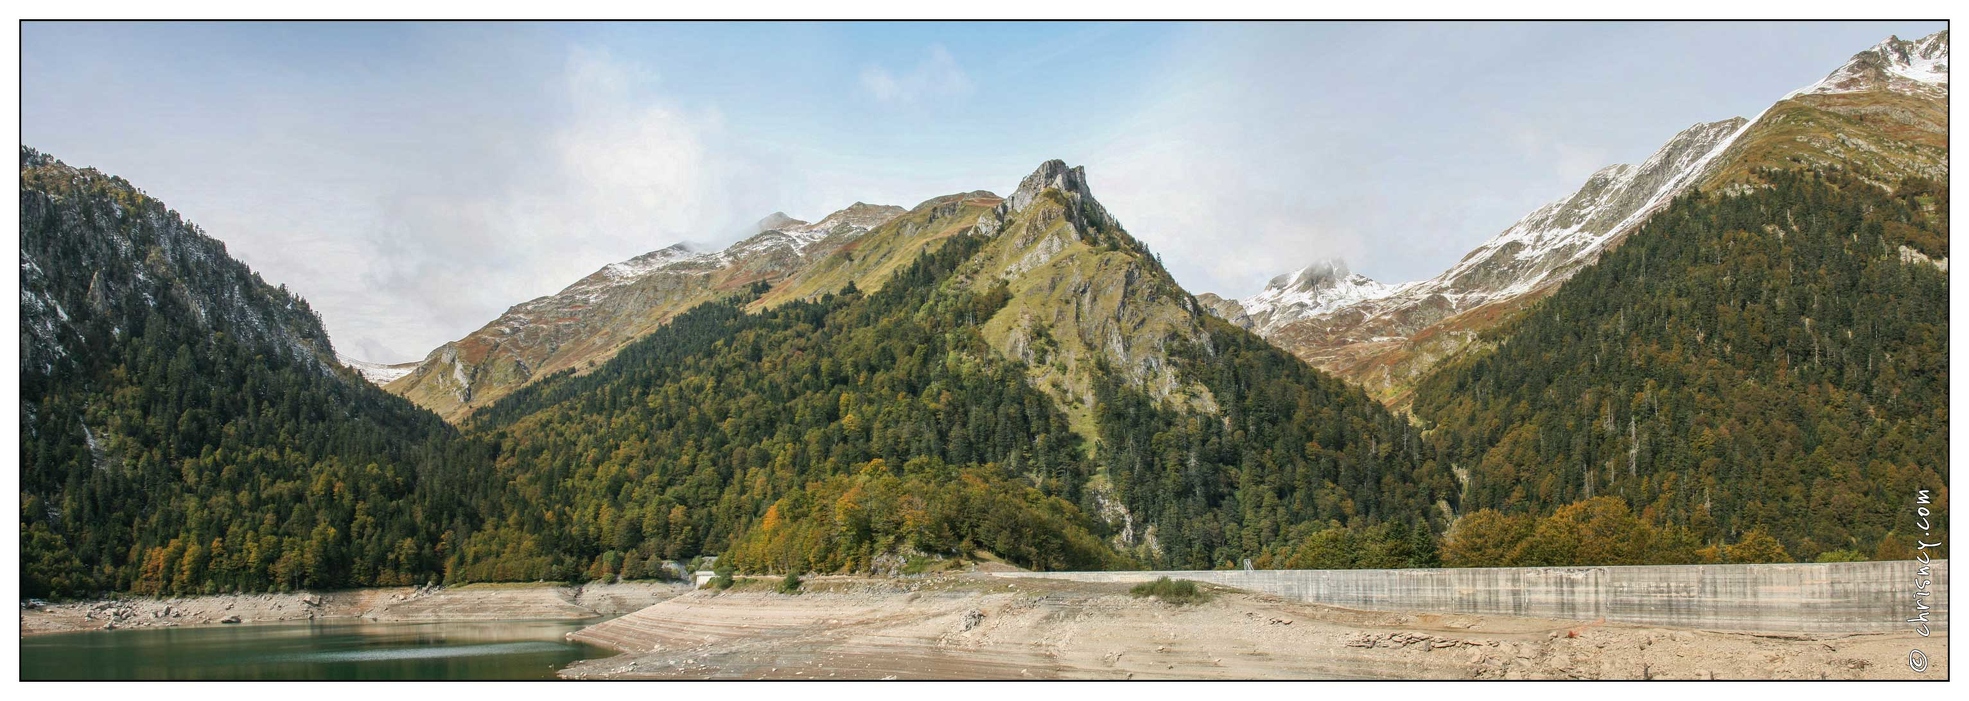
[{"x1": 21, "y1": 21, "x2": 1947, "y2": 364}]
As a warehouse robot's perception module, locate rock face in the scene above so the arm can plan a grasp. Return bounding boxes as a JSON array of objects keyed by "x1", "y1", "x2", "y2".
[
  {"x1": 1192, "y1": 293, "x2": 1250, "y2": 329},
  {"x1": 386, "y1": 202, "x2": 904, "y2": 422},
  {"x1": 19, "y1": 147, "x2": 342, "y2": 379},
  {"x1": 970, "y1": 160, "x2": 1222, "y2": 433},
  {"x1": 1205, "y1": 30, "x2": 1948, "y2": 405}
]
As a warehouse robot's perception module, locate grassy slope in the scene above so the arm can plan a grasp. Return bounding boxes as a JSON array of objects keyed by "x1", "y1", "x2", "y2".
[
  {"x1": 752, "y1": 192, "x2": 1002, "y2": 311},
  {"x1": 969, "y1": 189, "x2": 1218, "y2": 446},
  {"x1": 1701, "y1": 91, "x2": 1947, "y2": 197}
]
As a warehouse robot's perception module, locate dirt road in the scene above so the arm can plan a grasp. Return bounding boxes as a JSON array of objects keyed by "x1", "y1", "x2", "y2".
[{"x1": 560, "y1": 574, "x2": 1945, "y2": 680}]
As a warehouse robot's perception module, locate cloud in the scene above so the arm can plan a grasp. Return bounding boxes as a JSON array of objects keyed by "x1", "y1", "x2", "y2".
[
  {"x1": 1091, "y1": 131, "x2": 1376, "y2": 300},
  {"x1": 860, "y1": 45, "x2": 973, "y2": 105},
  {"x1": 1507, "y1": 123, "x2": 1613, "y2": 187},
  {"x1": 346, "y1": 48, "x2": 781, "y2": 362}
]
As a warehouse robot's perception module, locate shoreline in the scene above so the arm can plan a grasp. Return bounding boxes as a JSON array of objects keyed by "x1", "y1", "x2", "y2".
[
  {"x1": 20, "y1": 580, "x2": 693, "y2": 637},
  {"x1": 559, "y1": 573, "x2": 1947, "y2": 680}
]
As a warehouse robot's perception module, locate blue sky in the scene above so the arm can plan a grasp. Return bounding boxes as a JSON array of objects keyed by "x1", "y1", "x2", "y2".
[{"x1": 22, "y1": 21, "x2": 1946, "y2": 363}]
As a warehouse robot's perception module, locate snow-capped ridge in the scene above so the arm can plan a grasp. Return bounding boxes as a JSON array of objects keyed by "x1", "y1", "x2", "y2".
[
  {"x1": 391, "y1": 197, "x2": 910, "y2": 420},
  {"x1": 1430, "y1": 115, "x2": 1752, "y2": 302},
  {"x1": 583, "y1": 201, "x2": 907, "y2": 297},
  {"x1": 1790, "y1": 30, "x2": 1948, "y2": 98},
  {"x1": 1207, "y1": 112, "x2": 1758, "y2": 377},
  {"x1": 602, "y1": 242, "x2": 715, "y2": 281},
  {"x1": 764, "y1": 202, "x2": 907, "y2": 250},
  {"x1": 1239, "y1": 258, "x2": 1395, "y2": 335}
]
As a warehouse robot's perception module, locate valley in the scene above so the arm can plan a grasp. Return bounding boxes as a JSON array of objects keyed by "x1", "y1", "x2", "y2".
[{"x1": 15, "y1": 25, "x2": 1949, "y2": 682}]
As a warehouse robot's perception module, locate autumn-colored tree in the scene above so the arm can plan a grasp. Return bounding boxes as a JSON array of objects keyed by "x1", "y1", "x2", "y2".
[
  {"x1": 1442, "y1": 509, "x2": 1536, "y2": 567},
  {"x1": 1723, "y1": 529, "x2": 1792, "y2": 564}
]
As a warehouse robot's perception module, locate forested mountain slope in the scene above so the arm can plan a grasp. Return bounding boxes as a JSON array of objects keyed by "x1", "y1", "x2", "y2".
[
  {"x1": 1414, "y1": 170, "x2": 1948, "y2": 564},
  {"x1": 19, "y1": 147, "x2": 480, "y2": 597},
  {"x1": 964, "y1": 162, "x2": 1450, "y2": 567},
  {"x1": 387, "y1": 203, "x2": 906, "y2": 422},
  {"x1": 18, "y1": 151, "x2": 1456, "y2": 597},
  {"x1": 455, "y1": 162, "x2": 1455, "y2": 575},
  {"x1": 1209, "y1": 30, "x2": 1948, "y2": 408},
  {"x1": 457, "y1": 235, "x2": 1122, "y2": 577}
]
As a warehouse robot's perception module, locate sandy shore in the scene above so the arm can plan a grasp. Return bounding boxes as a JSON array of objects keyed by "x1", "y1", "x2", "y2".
[
  {"x1": 20, "y1": 580, "x2": 692, "y2": 637},
  {"x1": 560, "y1": 574, "x2": 1945, "y2": 680}
]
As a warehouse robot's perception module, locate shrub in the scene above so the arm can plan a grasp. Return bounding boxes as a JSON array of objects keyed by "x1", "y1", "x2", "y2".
[
  {"x1": 1813, "y1": 549, "x2": 1868, "y2": 563},
  {"x1": 1128, "y1": 576, "x2": 1211, "y2": 604},
  {"x1": 777, "y1": 571, "x2": 803, "y2": 594},
  {"x1": 1723, "y1": 529, "x2": 1792, "y2": 564}
]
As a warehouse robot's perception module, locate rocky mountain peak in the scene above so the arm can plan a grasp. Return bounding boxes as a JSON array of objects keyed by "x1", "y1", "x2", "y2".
[
  {"x1": 1004, "y1": 159, "x2": 1119, "y2": 235},
  {"x1": 387, "y1": 195, "x2": 908, "y2": 421},
  {"x1": 1008, "y1": 160, "x2": 1090, "y2": 209},
  {"x1": 1792, "y1": 30, "x2": 1948, "y2": 98},
  {"x1": 1197, "y1": 112, "x2": 1759, "y2": 395},
  {"x1": 812, "y1": 202, "x2": 907, "y2": 231},
  {"x1": 1009, "y1": 159, "x2": 1075, "y2": 211},
  {"x1": 755, "y1": 203, "x2": 904, "y2": 239},
  {"x1": 1203, "y1": 30, "x2": 1946, "y2": 406},
  {"x1": 755, "y1": 211, "x2": 805, "y2": 232},
  {"x1": 1240, "y1": 258, "x2": 1393, "y2": 335},
  {"x1": 1266, "y1": 258, "x2": 1355, "y2": 293}
]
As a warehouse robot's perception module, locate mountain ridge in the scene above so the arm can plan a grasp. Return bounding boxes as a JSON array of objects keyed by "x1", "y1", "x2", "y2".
[
  {"x1": 385, "y1": 201, "x2": 907, "y2": 421},
  {"x1": 456, "y1": 157, "x2": 1449, "y2": 570},
  {"x1": 1205, "y1": 29, "x2": 1947, "y2": 406},
  {"x1": 20, "y1": 146, "x2": 471, "y2": 597}
]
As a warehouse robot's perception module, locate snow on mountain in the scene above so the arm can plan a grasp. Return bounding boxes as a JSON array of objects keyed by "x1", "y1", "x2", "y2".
[
  {"x1": 338, "y1": 354, "x2": 418, "y2": 385},
  {"x1": 749, "y1": 203, "x2": 908, "y2": 251},
  {"x1": 1790, "y1": 30, "x2": 1948, "y2": 98},
  {"x1": 1208, "y1": 30, "x2": 1948, "y2": 404},
  {"x1": 387, "y1": 200, "x2": 904, "y2": 421},
  {"x1": 602, "y1": 242, "x2": 717, "y2": 282},
  {"x1": 545, "y1": 203, "x2": 910, "y2": 309},
  {"x1": 1423, "y1": 116, "x2": 1753, "y2": 305},
  {"x1": 1239, "y1": 259, "x2": 1394, "y2": 335},
  {"x1": 564, "y1": 203, "x2": 906, "y2": 308},
  {"x1": 1228, "y1": 115, "x2": 1751, "y2": 344}
]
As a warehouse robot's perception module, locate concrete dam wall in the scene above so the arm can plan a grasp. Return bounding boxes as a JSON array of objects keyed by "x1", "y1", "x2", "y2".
[{"x1": 994, "y1": 559, "x2": 1947, "y2": 633}]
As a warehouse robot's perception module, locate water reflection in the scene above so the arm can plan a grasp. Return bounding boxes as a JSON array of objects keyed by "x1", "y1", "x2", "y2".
[{"x1": 21, "y1": 618, "x2": 612, "y2": 680}]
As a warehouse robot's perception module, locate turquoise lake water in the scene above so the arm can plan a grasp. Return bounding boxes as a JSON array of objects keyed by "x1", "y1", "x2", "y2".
[{"x1": 20, "y1": 618, "x2": 614, "y2": 680}]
